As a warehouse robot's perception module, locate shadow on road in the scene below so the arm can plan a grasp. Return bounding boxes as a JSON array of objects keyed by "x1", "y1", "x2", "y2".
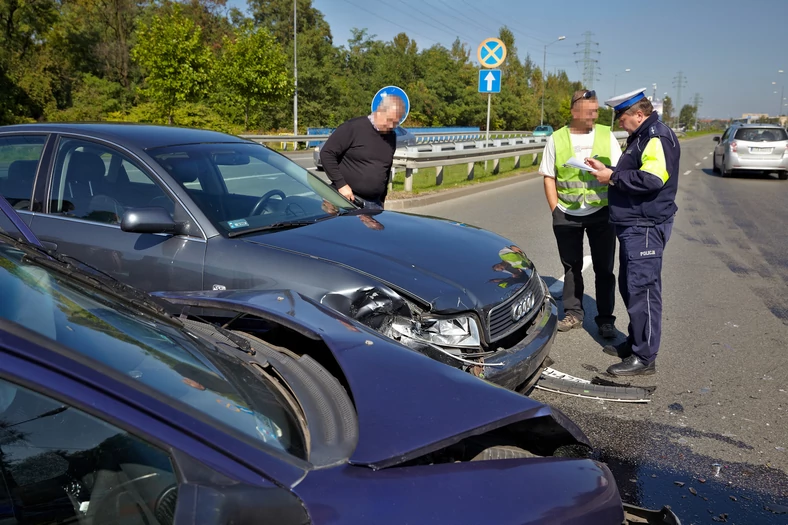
[
  {"x1": 555, "y1": 406, "x2": 788, "y2": 525},
  {"x1": 703, "y1": 167, "x2": 786, "y2": 181},
  {"x1": 544, "y1": 276, "x2": 627, "y2": 346}
]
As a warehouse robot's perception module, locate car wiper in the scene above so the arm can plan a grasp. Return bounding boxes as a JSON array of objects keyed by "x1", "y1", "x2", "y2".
[
  {"x1": 227, "y1": 219, "x2": 321, "y2": 238},
  {"x1": 0, "y1": 231, "x2": 177, "y2": 325}
]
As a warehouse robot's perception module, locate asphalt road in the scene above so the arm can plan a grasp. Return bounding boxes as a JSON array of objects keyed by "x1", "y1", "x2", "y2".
[
  {"x1": 281, "y1": 150, "x2": 319, "y2": 171},
  {"x1": 407, "y1": 136, "x2": 788, "y2": 524}
]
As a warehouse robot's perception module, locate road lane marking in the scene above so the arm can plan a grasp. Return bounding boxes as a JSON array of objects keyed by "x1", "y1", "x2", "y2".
[
  {"x1": 307, "y1": 167, "x2": 318, "y2": 171},
  {"x1": 703, "y1": 156, "x2": 708, "y2": 160},
  {"x1": 684, "y1": 170, "x2": 691, "y2": 175},
  {"x1": 695, "y1": 162, "x2": 701, "y2": 166},
  {"x1": 549, "y1": 255, "x2": 592, "y2": 296}
]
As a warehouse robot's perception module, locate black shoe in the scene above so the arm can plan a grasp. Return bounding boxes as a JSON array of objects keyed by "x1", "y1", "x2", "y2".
[
  {"x1": 557, "y1": 313, "x2": 582, "y2": 332},
  {"x1": 598, "y1": 323, "x2": 616, "y2": 339},
  {"x1": 603, "y1": 341, "x2": 632, "y2": 358},
  {"x1": 607, "y1": 355, "x2": 656, "y2": 376}
]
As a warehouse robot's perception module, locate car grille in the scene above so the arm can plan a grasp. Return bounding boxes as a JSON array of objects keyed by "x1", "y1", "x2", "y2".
[{"x1": 487, "y1": 272, "x2": 546, "y2": 342}]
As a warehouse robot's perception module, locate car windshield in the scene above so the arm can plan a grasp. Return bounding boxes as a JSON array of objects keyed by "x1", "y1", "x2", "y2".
[
  {"x1": 734, "y1": 127, "x2": 788, "y2": 142},
  {"x1": 0, "y1": 237, "x2": 307, "y2": 460},
  {"x1": 149, "y1": 142, "x2": 354, "y2": 236}
]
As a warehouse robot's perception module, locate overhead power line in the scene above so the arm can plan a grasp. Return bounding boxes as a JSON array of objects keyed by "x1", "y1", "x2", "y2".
[
  {"x1": 400, "y1": 0, "x2": 477, "y2": 43},
  {"x1": 574, "y1": 31, "x2": 601, "y2": 89},
  {"x1": 339, "y1": 0, "x2": 440, "y2": 45}
]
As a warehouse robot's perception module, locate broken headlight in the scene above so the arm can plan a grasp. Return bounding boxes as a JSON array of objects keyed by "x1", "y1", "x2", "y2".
[{"x1": 391, "y1": 316, "x2": 481, "y2": 348}]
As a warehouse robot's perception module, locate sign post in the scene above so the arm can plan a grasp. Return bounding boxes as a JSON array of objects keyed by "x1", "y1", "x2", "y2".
[
  {"x1": 478, "y1": 69, "x2": 502, "y2": 149},
  {"x1": 477, "y1": 38, "x2": 506, "y2": 174}
]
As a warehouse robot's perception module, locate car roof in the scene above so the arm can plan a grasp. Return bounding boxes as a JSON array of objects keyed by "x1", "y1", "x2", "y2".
[
  {"x1": 0, "y1": 122, "x2": 250, "y2": 150},
  {"x1": 731, "y1": 123, "x2": 784, "y2": 129}
]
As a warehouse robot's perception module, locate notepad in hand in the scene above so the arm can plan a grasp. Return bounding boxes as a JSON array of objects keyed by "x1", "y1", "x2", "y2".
[{"x1": 563, "y1": 156, "x2": 595, "y2": 172}]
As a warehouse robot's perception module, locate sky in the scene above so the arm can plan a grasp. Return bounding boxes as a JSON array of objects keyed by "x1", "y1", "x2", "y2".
[{"x1": 229, "y1": 0, "x2": 788, "y2": 120}]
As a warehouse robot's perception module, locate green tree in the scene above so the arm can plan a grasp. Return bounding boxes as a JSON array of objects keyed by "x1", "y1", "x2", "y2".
[
  {"x1": 661, "y1": 95, "x2": 673, "y2": 124},
  {"x1": 218, "y1": 21, "x2": 292, "y2": 130},
  {"x1": 249, "y1": 0, "x2": 339, "y2": 130},
  {"x1": 494, "y1": 27, "x2": 538, "y2": 130},
  {"x1": 679, "y1": 104, "x2": 696, "y2": 129},
  {"x1": 131, "y1": 4, "x2": 213, "y2": 124},
  {"x1": 48, "y1": 74, "x2": 126, "y2": 121},
  {"x1": 0, "y1": 0, "x2": 60, "y2": 122}
]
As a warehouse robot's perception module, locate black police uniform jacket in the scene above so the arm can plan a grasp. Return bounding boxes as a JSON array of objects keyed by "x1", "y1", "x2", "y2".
[{"x1": 609, "y1": 112, "x2": 680, "y2": 227}]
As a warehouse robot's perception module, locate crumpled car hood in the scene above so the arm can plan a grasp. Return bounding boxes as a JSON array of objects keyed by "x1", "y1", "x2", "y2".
[
  {"x1": 153, "y1": 289, "x2": 589, "y2": 470},
  {"x1": 240, "y1": 211, "x2": 535, "y2": 314}
]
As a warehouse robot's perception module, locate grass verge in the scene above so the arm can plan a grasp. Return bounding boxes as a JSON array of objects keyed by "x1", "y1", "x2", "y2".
[
  {"x1": 388, "y1": 155, "x2": 540, "y2": 199},
  {"x1": 681, "y1": 130, "x2": 724, "y2": 140}
]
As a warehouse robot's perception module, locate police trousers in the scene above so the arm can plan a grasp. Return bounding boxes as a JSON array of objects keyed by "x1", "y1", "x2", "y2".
[{"x1": 615, "y1": 218, "x2": 674, "y2": 364}]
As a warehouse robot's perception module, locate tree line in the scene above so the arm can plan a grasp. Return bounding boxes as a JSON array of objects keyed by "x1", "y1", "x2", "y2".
[{"x1": 0, "y1": 0, "x2": 709, "y2": 134}]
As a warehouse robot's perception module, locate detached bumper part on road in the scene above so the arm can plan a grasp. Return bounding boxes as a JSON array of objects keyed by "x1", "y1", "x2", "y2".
[{"x1": 623, "y1": 503, "x2": 682, "y2": 524}]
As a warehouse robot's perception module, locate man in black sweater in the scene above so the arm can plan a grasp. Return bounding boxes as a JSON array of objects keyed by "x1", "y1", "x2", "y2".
[{"x1": 319, "y1": 95, "x2": 405, "y2": 208}]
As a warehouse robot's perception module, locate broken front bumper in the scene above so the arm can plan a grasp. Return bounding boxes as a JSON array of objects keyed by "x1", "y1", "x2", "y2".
[
  {"x1": 482, "y1": 296, "x2": 557, "y2": 391},
  {"x1": 623, "y1": 503, "x2": 682, "y2": 524}
]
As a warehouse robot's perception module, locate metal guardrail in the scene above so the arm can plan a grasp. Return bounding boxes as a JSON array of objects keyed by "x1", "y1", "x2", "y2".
[
  {"x1": 239, "y1": 130, "x2": 534, "y2": 147},
  {"x1": 391, "y1": 131, "x2": 629, "y2": 191},
  {"x1": 239, "y1": 129, "x2": 629, "y2": 192},
  {"x1": 413, "y1": 130, "x2": 532, "y2": 144}
]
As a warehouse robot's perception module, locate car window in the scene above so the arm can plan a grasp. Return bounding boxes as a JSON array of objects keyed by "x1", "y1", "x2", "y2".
[
  {"x1": 149, "y1": 143, "x2": 353, "y2": 236},
  {"x1": 0, "y1": 135, "x2": 46, "y2": 212},
  {"x1": 0, "y1": 377, "x2": 178, "y2": 524},
  {"x1": 0, "y1": 244, "x2": 306, "y2": 459},
  {"x1": 49, "y1": 138, "x2": 176, "y2": 224},
  {"x1": 734, "y1": 127, "x2": 788, "y2": 142}
]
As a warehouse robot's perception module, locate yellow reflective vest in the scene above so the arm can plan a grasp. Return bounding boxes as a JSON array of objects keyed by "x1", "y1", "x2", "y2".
[{"x1": 553, "y1": 124, "x2": 612, "y2": 210}]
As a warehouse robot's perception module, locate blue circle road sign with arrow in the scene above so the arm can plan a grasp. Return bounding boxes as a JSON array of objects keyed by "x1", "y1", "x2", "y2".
[
  {"x1": 477, "y1": 38, "x2": 507, "y2": 68},
  {"x1": 371, "y1": 86, "x2": 410, "y2": 125}
]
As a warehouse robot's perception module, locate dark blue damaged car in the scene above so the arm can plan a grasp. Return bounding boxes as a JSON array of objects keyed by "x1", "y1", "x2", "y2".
[{"x1": 0, "y1": 196, "x2": 680, "y2": 524}]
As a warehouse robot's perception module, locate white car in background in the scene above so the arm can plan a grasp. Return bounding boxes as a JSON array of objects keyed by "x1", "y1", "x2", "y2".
[{"x1": 713, "y1": 123, "x2": 788, "y2": 179}]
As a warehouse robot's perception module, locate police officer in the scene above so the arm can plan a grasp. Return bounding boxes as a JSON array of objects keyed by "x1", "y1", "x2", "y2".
[
  {"x1": 540, "y1": 89, "x2": 622, "y2": 339},
  {"x1": 585, "y1": 88, "x2": 680, "y2": 376}
]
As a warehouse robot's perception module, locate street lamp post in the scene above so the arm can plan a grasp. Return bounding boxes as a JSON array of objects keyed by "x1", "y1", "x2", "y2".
[
  {"x1": 610, "y1": 68, "x2": 631, "y2": 127},
  {"x1": 293, "y1": 0, "x2": 298, "y2": 139},
  {"x1": 540, "y1": 36, "x2": 565, "y2": 126},
  {"x1": 778, "y1": 70, "x2": 784, "y2": 117}
]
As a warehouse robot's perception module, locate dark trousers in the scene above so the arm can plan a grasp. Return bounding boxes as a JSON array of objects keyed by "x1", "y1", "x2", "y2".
[
  {"x1": 355, "y1": 196, "x2": 384, "y2": 210},
  {"x1": 616, "y1": 218, "x2": 673, "y2": 364},
  {"x1": 552, "y1": 207, "x2": 616, "y2": 325}
]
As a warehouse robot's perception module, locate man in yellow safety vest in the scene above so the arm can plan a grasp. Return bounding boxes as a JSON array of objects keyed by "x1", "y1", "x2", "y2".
[{"x1": 539, "y1": 89, "x2": 623, "y2": 339}]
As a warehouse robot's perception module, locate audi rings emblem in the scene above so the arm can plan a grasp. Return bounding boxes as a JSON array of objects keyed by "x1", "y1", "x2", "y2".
[{"x1": 511, "y1": 292, "x2": 535, "y2": 322}]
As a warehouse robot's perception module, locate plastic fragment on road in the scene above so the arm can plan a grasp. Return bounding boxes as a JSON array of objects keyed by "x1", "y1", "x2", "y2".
[{"x1": 534, "y1": 367, "x2": 655, "y2": 403}]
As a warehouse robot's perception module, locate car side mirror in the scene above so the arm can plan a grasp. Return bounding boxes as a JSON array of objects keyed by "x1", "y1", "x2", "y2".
[
  {"x1": 713, "y1": 136, "x2": 720, "y2": 142},
  {"x1": 121, "y1": 207, "x2": 184, "y2": 235}
]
